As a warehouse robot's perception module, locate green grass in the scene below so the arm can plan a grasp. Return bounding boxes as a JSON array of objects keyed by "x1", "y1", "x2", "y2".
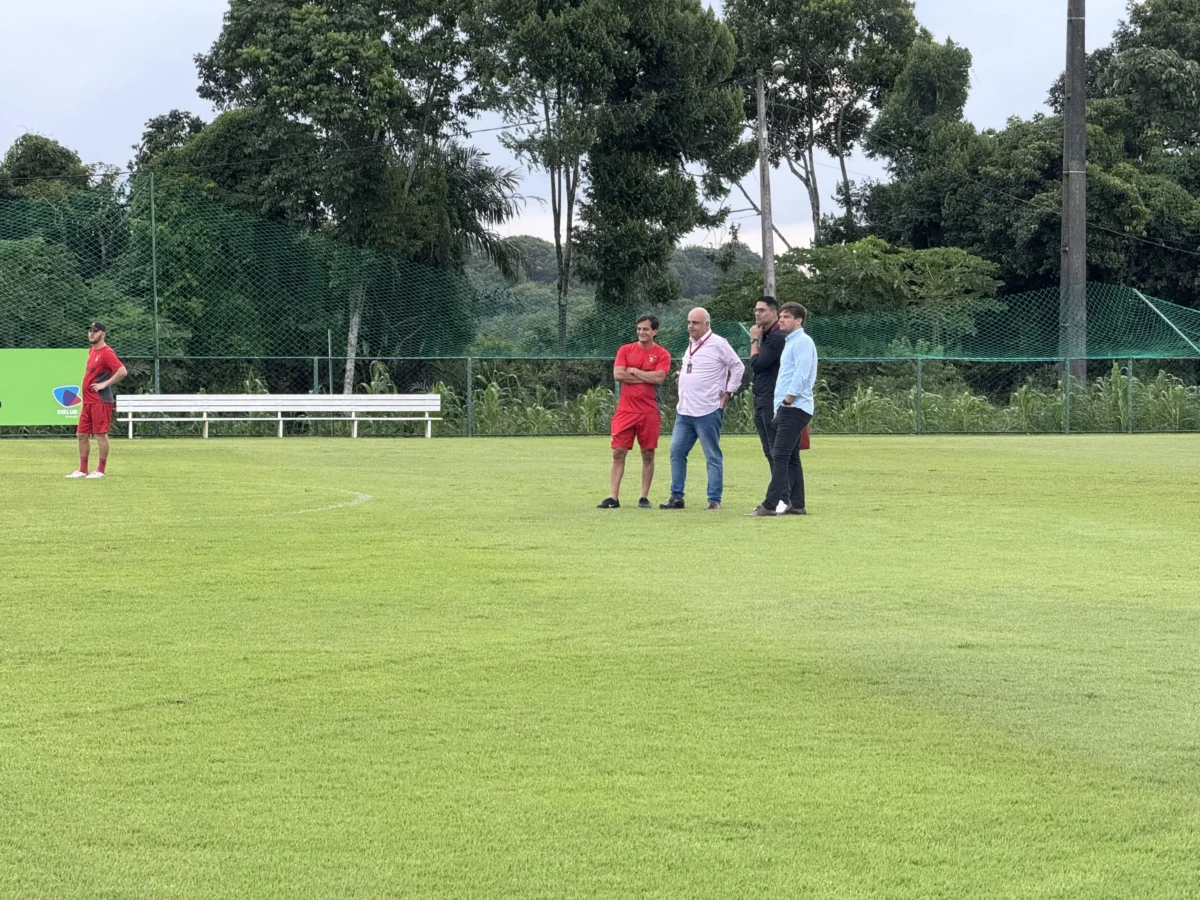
[{"x1": 2, "y1": 434, "x2": 1199, "y2": 898}]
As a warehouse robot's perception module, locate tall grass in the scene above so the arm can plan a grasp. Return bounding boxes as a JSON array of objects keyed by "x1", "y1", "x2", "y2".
[{"x1": 430, "y1": 362, "x2": 1200, "y2": 436}]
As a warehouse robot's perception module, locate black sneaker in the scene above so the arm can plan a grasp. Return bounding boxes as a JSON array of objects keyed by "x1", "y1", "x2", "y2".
[
  {"x1": 638, "y1": 497, "x2": 652, "y2": 509},
  {"x1": 660, "y1": 497, "x2": 685, "y2": 510},
  {"x1": 597, "y1": 497, "x2": 620, "y2": 509}
]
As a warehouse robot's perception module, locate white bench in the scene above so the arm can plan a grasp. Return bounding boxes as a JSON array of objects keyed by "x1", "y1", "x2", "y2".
[{"x1": 116, "y1": 394, "x2": 442, "y2": 439}]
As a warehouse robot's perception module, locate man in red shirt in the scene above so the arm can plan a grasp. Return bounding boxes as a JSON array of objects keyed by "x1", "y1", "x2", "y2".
[
  {"x1": 598, "y1": 315, "x2": 671, "y2": 509},
  {"x1": 67, "y1": 322, "x2": 127, "y2": 479}
]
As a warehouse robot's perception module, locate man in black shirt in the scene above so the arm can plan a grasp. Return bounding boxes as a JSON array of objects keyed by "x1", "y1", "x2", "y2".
[{"x1": 748, "y1": 296, "x2": 793, "y2": 508}]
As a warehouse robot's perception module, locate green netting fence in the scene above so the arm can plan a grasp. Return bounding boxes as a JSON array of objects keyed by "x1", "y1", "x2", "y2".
[{"x1": 4, "y1": 175, "x2": 1200, "y2": 436}]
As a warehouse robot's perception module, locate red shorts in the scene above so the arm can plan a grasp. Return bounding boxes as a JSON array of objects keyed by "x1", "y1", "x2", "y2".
[
  {"x1": 77, "y1": 401, "x2": 114, "y2": 435},
  {"x1": 611, "y1": 410, "x2": 661, "y2": 451}
]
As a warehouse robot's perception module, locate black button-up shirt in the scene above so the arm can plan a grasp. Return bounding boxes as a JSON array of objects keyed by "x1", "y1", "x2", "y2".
[{"x1": 750, "y1": 322, "x2": 786, "y2": 409}]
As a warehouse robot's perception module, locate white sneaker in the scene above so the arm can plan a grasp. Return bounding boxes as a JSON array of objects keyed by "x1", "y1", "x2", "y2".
[
  {"x1": 85, "y1": 471, "x2": 105, "y2": 479},
  {"x1": 66, "y1": 470, "x2": 87, "y2": 479}
]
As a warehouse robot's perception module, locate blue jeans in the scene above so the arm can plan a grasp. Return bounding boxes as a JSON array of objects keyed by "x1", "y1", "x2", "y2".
[{"x1": 669, "y1": 409, "x2": 725, "y2": 503}]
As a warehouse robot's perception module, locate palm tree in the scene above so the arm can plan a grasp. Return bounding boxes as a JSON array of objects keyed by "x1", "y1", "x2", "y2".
[{"x1": 418, "y1": 142, "x2": 525, "y2": 280}]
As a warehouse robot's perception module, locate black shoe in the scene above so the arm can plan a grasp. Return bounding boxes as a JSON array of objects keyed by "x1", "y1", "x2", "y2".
[
  {"x1": 747, "y1": 505, "x2": 776, "y2": 517},
  {"x1": 638, "y1": 497, "x2": 652, "y2": 509},
  {"x1": 597, "y1": 497, "x2": 620, "y2": 509},
  {"x1": 705, "y1": 502, "x2": 722, "y2": 510},
  {"x1": 781, "y1": 506, "x2": 807, "y2": 516},
  {"x1": 660, "y1": 497, "x2": 685, "y2": 509}
]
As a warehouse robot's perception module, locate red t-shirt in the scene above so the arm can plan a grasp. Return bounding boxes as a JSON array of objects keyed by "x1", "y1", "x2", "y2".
[
  {"x1": 615, "y1": 342, "x2": 671, "y2": 415},
  {"x1": 83, "y1": 344, "x2": 123, "y2": 403}
]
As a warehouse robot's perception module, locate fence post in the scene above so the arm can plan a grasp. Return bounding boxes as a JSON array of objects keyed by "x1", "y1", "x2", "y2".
[
  {"x1": 1126, "y1": 358, "x2": 1134, "y2": 434},
  {"x1": 312, "y1": 357, "x2": 319, "y2": 393},
  {"x1": 1063, "y1": 360, "x2": 1072, "y2": 434},
  {"x1": 326, "y1": 330, "x2": 333, "y2": 395},
  {"x1": 149, "y1": 172, "x2": 161, "y2": 394},
  {"x1": 466, "y1": 357, "x2": 474, "y2": 437},
  {"x1": 915, "y1": 358, "x2": 924, "y2": 435}
]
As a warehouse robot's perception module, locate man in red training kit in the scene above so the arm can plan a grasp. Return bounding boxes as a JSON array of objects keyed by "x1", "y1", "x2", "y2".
[
  {"x1": 67, "y1": 322, "x2": 127, "y2": 479},
  {"x1": 598, "y1": 315, "x2": 671, "y2": 509}
]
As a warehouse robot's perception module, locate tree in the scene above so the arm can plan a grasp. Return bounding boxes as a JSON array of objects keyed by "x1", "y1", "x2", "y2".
[
  {"x1": 196, "y1": 0, "x2": 522, "y2": 390},
  {"x1": 0, "y1": 135, "x2": 130, "y2": 279},
  {"x1": 866, "y1": 33, "x2": 972, "y2": 175},
  {"x1": 476, "y1": 0, "x2": 749, "y2": 312},
  {"x1": 472, "y1": 0, "x2": 748, "y2": 399},
  {"x1": 572, "y1": 0, "x2": 753, "y2": 307},
  {"x1": 0, "y1": 238, "x2": 90, "y2": 348},
  {"x1": 196, "y1": 0, "x2": 493, "y2": 247},
  {"x1": 711, "y1": 236, "x2": 999, "y2": 350},
  {"x1": 131, "y1": 110, "x2": 207, "y2": 169},
  {"x1": 725, "y1": 0, "x2": 918, "y2": 243},
  {"x1": 1115, "y1": 0, "x2": 1200, "y2": 61},
  {"x1": 144, "y1": 107, "x2": 324, "y2": 226},
  {"x1": 0, "y1": 134, "x2": 93, "y2": 199},
  {"x1": 859, "y1": 6, "x2": 1200, "y2": 307},
  {"x1": 471, "y1": 0, "x2": 625, "y2": 368}
]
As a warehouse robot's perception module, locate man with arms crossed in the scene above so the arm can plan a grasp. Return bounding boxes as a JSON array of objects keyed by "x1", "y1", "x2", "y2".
[
  {"x1": 599, "y1": 315, "x2": 671, "y2": 509},
  {"x1": 661, "y1": 308, "x2": 745, "y2": 511},
  {"x1": 67, "y1": 322, "x2": 127, "y2": 479},
  {"x1": 750, "y1": 302, "x2": 817, "y2": 517}
]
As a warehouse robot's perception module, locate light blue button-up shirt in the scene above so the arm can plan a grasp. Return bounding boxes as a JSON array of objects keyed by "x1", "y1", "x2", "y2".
[{"x1": 773, "y1": 327, "x2": 818, "y2": 415}]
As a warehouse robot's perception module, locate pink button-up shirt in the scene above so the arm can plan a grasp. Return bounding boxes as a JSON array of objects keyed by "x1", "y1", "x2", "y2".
[{"x1": 676, "y1": 330, "x2": 746, "y2": 417}]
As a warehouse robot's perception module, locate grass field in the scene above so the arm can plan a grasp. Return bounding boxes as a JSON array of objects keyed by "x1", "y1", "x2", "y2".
[{"x1": 2, "y1": 434, "x2": 1199, "y2": 898}]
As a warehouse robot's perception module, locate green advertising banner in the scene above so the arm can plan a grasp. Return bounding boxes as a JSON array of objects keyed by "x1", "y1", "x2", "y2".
[{"x1": 0, "y1": 349, "x2": 89, "y2": 426}]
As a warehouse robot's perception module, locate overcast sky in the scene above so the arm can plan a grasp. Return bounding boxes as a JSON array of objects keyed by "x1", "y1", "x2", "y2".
[{"x1": 1, "y1": 0, "x2": 1135, "y2": 253}]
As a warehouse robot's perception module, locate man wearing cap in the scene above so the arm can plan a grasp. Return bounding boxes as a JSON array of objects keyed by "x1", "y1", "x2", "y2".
[
  {"x1": 660, "y1": 307, "x2": 745, "y2": 511},
  {"x1": 67, "y1": 322, "x2": 127, "y2": 479}
]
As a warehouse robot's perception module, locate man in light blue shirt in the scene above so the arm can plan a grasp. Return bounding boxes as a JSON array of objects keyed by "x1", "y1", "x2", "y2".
[{"x1": 750, "y1": 302, "x2": 817, "y2": 516}]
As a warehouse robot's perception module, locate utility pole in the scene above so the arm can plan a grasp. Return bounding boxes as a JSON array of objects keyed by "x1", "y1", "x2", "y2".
[
  {"x1": 757, "y1": 69, "x2": 776, "y2": 299},
  {"x1": 1061, "y1": 0, "x2": 1088, "y2": 384}
]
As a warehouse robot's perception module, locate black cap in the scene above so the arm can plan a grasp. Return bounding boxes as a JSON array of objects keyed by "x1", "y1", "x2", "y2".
[{"x1": 88, "y1": 321, "x2": 106, "y2": 333}]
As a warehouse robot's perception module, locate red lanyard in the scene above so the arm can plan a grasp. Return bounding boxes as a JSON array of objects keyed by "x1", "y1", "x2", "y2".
[{"x1": 687, "y1": 332, "x2": 713, "y2": 363}]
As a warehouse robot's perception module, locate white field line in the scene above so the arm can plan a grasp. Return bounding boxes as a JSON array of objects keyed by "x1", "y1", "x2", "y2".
[{"x1": 177, "y1": 484, "x2": 374, "y2": 521}]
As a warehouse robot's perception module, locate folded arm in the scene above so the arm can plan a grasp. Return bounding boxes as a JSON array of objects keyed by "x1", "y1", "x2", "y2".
[{"x1": 616, "y1": 366, "x2": 667, "y2": 385}]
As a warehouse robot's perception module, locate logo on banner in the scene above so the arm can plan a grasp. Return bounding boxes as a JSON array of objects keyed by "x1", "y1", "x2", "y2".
[{"x1": 53, "y1": 386, "x2": 83, "y2": 416}]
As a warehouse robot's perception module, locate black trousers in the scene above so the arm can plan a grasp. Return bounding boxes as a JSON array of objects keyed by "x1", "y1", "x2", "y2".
[
  {"x1": 764, "y1": 406, "x2": 812, "y2": 510},
  {"x1": 755, "y1": 404, "x2": 794, "y2": 506}
]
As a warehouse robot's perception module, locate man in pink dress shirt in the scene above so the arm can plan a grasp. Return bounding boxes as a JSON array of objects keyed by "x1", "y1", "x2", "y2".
[{"x1": 659, "y1": 308, "x2": 746, "y2": 510}]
